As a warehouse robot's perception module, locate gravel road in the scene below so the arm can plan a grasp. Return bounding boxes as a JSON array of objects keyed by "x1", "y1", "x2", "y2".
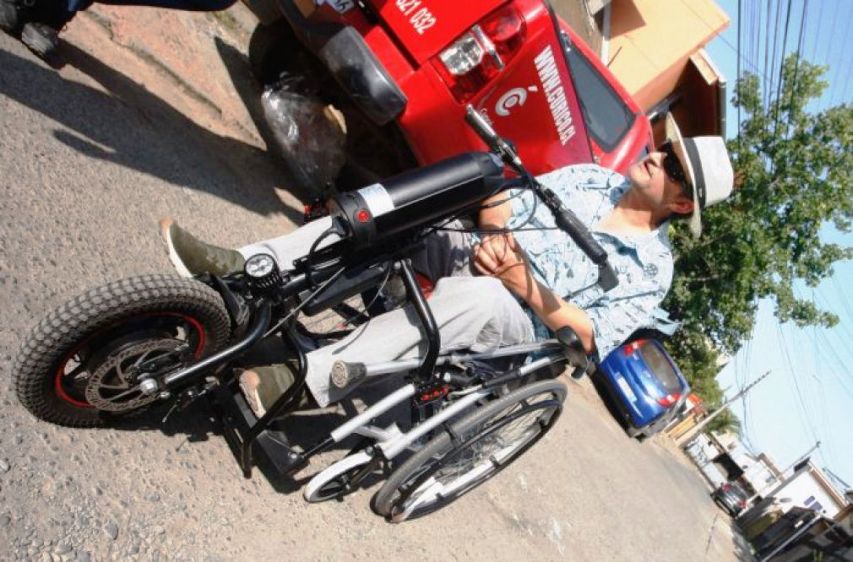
[{"x1": 0, "y1": 10, "x2": 751, "y2": 562}]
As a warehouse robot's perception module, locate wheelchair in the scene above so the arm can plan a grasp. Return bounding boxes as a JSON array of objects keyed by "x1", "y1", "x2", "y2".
[{"x1": 14, "y1": 108, "x2": 617, "y2": 521}]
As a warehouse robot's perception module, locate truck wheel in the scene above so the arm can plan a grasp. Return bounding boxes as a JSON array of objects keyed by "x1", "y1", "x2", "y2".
[{"x1": 248, "y1": 20, "x2": 300, "y2": 85}]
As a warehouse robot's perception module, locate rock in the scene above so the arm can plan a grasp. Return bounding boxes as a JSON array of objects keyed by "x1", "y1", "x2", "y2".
[
  {"x1": 54, "y1": 542, "x2": 72, "y2": 555},
  {"x1": 76, "y1": 552, "x2": 92, "y2": 562},
  {"x1": 0, "y1": 514, "x2": 10, "y2": 526},
  {"x1": 104, "y1": 522, "x2": 119, "y2": 541},
  {"x1": 0, "y1": 459, "x2": 9, "y2": 473}
]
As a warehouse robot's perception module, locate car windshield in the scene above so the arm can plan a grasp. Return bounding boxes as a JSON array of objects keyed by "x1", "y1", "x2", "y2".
[
  {"x1": 638, "y1": 342, "x2": 683, "y2": 394},
  {"x1": 558, "y1": 33, "x2": 635, "y2": 152},
  {"x1": 544, "y1": 2, "x2": 635, "y2": 152}
]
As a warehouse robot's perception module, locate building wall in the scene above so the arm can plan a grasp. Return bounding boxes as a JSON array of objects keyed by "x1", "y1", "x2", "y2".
[
  {"x1": 606, "y1": 0, "x2": 728, "y2": 113},
  {"x1": 773, "y1": 471, "x2": 844, "y2": 519},
  {"x1": 741, "y1": 459, "x2": 778, "y2": 494}
]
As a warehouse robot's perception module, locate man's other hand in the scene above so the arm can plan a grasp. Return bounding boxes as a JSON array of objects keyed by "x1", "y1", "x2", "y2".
[{"x1": 472, "y1": 233, "x2": 530, "y2": 294}]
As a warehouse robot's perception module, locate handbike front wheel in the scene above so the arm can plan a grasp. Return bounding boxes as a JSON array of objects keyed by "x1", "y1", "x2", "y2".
[
  {"x1": 372, "y1": 379, "x2": 567, "y2": 522},
  {"x1": 14, "y1": 274, "x2": 230, "y2": 427}
]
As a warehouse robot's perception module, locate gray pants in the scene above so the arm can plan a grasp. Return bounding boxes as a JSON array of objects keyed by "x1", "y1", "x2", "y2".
[{"x1": 239, "y1": 218, "x2": 534, "y2": 406}]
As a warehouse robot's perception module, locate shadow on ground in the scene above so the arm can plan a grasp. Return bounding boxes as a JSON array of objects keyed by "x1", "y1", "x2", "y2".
[
  {"x1": 0, "y1": 44, "x2": 308, "y2": 222},
  {"x1": 91, "y1": 364, "x2": 411, "y2": 497}
]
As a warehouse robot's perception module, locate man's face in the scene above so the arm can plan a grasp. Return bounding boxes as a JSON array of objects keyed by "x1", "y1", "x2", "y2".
[{"x1": 627, "y1": 150, "x2": 694, "y2": 215}]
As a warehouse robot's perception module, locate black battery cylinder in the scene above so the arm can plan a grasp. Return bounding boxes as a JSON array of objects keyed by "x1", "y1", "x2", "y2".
[{"x1": 329, "y1": 152, "x2": 505, "y2": 249}]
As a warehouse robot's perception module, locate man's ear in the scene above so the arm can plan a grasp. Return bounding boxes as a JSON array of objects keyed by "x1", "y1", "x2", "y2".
[{"x1": 669, "y1": 195, "x2": 694, "y2": 215}]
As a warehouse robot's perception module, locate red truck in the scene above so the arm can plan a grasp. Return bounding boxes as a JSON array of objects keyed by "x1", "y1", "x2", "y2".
[{"x1": 243, "y1": 0, "x2": 652, "y2": 190}]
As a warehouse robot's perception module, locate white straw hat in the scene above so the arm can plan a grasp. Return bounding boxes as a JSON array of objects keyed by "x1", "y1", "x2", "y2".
[{"x1": 665, "y1": 114, "x2": 734, "y2": 237}]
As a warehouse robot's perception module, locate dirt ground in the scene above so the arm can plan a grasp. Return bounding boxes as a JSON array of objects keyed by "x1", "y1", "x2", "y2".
[{"x1": 0, "y1": 4, "x2": 752, "y2": 561}]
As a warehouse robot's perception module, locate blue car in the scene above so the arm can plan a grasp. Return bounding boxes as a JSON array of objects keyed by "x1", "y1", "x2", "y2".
[{"x1": 596, "y1": 339, "x2": 689, "y2": 440}]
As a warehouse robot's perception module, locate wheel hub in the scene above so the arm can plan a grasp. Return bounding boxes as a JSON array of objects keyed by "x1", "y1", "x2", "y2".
[{"x1": 84, "y1": 338, "x2": 184, "y2": 412}]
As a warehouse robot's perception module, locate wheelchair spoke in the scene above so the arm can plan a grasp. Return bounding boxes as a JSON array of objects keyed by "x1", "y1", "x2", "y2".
[{"x1": 375, "y1": 380, "x2": 567, "y2": 522}]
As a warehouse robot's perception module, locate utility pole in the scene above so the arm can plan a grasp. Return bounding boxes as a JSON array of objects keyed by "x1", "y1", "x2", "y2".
[{"x1": 675, "y1": 370, "x2": 772, "y2": 447}]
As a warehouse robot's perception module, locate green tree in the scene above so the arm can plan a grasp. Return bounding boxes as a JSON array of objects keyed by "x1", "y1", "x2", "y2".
[{"x1": 664, "y1": 54, "x2": 852, "y2": 429}]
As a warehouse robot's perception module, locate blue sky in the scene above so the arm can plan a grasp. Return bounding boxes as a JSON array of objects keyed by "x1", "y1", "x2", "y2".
[{"x1": 704, "y1": 0, "x2": 852, "y2": 487}]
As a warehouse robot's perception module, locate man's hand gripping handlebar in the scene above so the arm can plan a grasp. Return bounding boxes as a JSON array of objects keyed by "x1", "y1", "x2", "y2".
[{"x1": 464, "y1": 106, "x2": 618, "y2": 293}]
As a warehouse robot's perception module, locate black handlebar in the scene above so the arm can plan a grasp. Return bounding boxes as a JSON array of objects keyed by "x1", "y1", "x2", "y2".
[
  {"x1": 465, "y1": 106, "x2": 522, "y2": 168},
  {"x1": 465, "y1": 106, "x2": 619, "y2": 293}
]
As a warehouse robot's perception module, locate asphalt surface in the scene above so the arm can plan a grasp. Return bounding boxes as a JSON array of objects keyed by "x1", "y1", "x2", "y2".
[{"x1": 0, "y1": 24, "x2": 751, "y2": 562}]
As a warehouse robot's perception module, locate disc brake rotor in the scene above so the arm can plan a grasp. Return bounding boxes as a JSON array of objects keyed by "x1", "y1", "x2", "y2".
[{"x1": 84, "y1": 338, "x2": 184, "y2": 412}]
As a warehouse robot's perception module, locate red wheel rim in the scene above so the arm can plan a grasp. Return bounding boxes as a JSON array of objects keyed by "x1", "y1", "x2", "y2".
[{"x1": 54, "y1": 312, "x2": 207, "y2": 409}]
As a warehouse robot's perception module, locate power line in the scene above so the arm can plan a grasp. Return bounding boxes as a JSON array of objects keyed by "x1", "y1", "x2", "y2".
[
  {"x1": 738, "y1": 0, "x2": 743, "y2": 134},
  {"x1": 838, "y1": 55, "x2": 853, "y2": 106},
  {"x1": 768, "y1": 0, "x2": 785, "y2": 107},
  {"x1": 821, "y1": 0, "x2": 843, "y2": 110},
  {"x1": 784, "y1": 0, "x2": 809, "y2": 140},
  {"x1": 754, "y1": 0, "x2": 763, "y2": 75},
  {"x1": 828, "y1": 275, "x2": 853, "y2": 319},
  {"x1": 775, "y1": 322, "x2": 822, "y2": 447},
  {"x1": 810, "y1": 316, "x2": 844, "y2": 471},
  {"x1": 821, "y1": 0, "x2": 841, "y2": 70},
  {"x1": 813, "y1": 330, "x2": 853, "y2": 400},
  {"x1": 746, "y1": 2, "x2": 758, "y2": 74},
  {"x1": 763, "y1": 0, "x2": 774, "y2": 104},
  {"x1": 677, "y1": 0, "x2": 768, "y2": 81},
  {"x1": 807, "y1": 0, "x2": 823, "y2": 64},
  {"x1": 772, "y1": 0, "x2": 795, "y2": 142},
  {"x1": 831, "y1": 8, "x2": 853, "y2": 106}
]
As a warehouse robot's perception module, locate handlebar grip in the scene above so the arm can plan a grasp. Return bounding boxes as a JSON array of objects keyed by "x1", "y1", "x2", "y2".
[
  {"x1": 554, "y1": 209, "x2": 609, "y2": 265},
  {"x1": 597, "y1": 263, "x2": 619, "y2": 292}
]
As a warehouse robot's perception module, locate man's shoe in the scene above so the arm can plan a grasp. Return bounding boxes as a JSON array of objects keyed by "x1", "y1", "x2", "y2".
[
  {"x1": 159, "y1": 218, "x2": 245, "y2": 278},
  {"x1": 0, "y1": 0, "x2": 24, "y2": 33},
  {"x1": 20, "y1": 22, "x2": 59, "y2": 59},
  {"x1": 238, "y1": 364, "x2": 300, "y2": 419}
]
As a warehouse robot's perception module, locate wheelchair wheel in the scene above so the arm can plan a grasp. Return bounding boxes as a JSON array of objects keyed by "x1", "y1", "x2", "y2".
[{"x1": 372, "y1": 379, "x2": 567, "y2": 522}]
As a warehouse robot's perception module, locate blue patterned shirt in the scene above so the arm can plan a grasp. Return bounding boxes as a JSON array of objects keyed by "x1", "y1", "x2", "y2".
[{"x1": 507, "y1": 164, "x2": 674, "y2": 358}]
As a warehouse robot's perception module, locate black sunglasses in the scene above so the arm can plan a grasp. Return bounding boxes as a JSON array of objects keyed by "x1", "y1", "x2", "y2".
[{"x1": 659, "y1": 141, "x2": 691, "y2": 197}]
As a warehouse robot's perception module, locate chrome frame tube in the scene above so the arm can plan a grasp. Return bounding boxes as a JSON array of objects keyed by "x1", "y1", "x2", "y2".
[
  {"x1": 381, "y1": 388, "x2": 492, "y2": 460},
  {"x1": 329, "y1": 384, "x2": 416, "y2": 443},
  {"x1": 360, "y1": 340, "x2": 564, "y2": 377}
]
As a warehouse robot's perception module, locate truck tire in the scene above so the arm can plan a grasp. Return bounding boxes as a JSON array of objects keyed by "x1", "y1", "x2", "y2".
[{"x1": 248, "y1": 19, "x2": 300, "y2": 85}]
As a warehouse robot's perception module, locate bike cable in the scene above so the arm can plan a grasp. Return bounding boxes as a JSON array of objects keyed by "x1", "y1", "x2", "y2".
[
  {"x1": 305, "y1": 222, "x2": 347, "y2": 287},
  {"x1": 338, "y1": 262, "x2": 394, "y2": 328},
  {"x1": 426, "y1": 183, "x2": 552, "y2": 237},
  {"x1": 263, "y1": 265, "x2": 347, "y2": 338}
]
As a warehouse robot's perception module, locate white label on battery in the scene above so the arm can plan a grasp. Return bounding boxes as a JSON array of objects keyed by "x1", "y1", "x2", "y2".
[{"x1": 358, "y1": 183, "x2": 395, "y2": 217}]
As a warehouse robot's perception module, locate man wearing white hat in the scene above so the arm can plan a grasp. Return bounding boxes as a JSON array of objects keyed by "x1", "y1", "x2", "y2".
[
  {"x1": 158, "y1": 114, "x2": 734, "y2": 410},
  {"x1": 471, "y1": 113, "x2": 735, "y2": 355}
]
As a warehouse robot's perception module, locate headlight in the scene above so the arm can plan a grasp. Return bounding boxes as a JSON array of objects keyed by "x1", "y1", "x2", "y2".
[
  {"x1": 245, "y1": 253, "x2": 276, "y2": 279},
  {"x1": 244, "y1": 253, "x2": 282, "y2": 291}
]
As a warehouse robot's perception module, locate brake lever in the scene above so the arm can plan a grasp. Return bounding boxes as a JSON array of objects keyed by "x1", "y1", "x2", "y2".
[{"x1": 465, "y1": 106, "x2": 523, "y2": 171}]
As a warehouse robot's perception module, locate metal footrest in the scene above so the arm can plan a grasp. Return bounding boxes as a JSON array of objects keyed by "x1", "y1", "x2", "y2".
[{"x1": 208, "y1": 382, "x2": 306, "y2": 478}]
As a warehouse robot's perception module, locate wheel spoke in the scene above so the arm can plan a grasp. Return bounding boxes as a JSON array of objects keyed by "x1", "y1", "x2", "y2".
[
  {"x1": 97, "y1": 383, "x2": 130, "y2": 391},
  {"x1": 101, "y1": 387, "x2": 142, "y2": 403},
  {"x1": 383, "y1": 383, "x2": 566, "y2": 522}
]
